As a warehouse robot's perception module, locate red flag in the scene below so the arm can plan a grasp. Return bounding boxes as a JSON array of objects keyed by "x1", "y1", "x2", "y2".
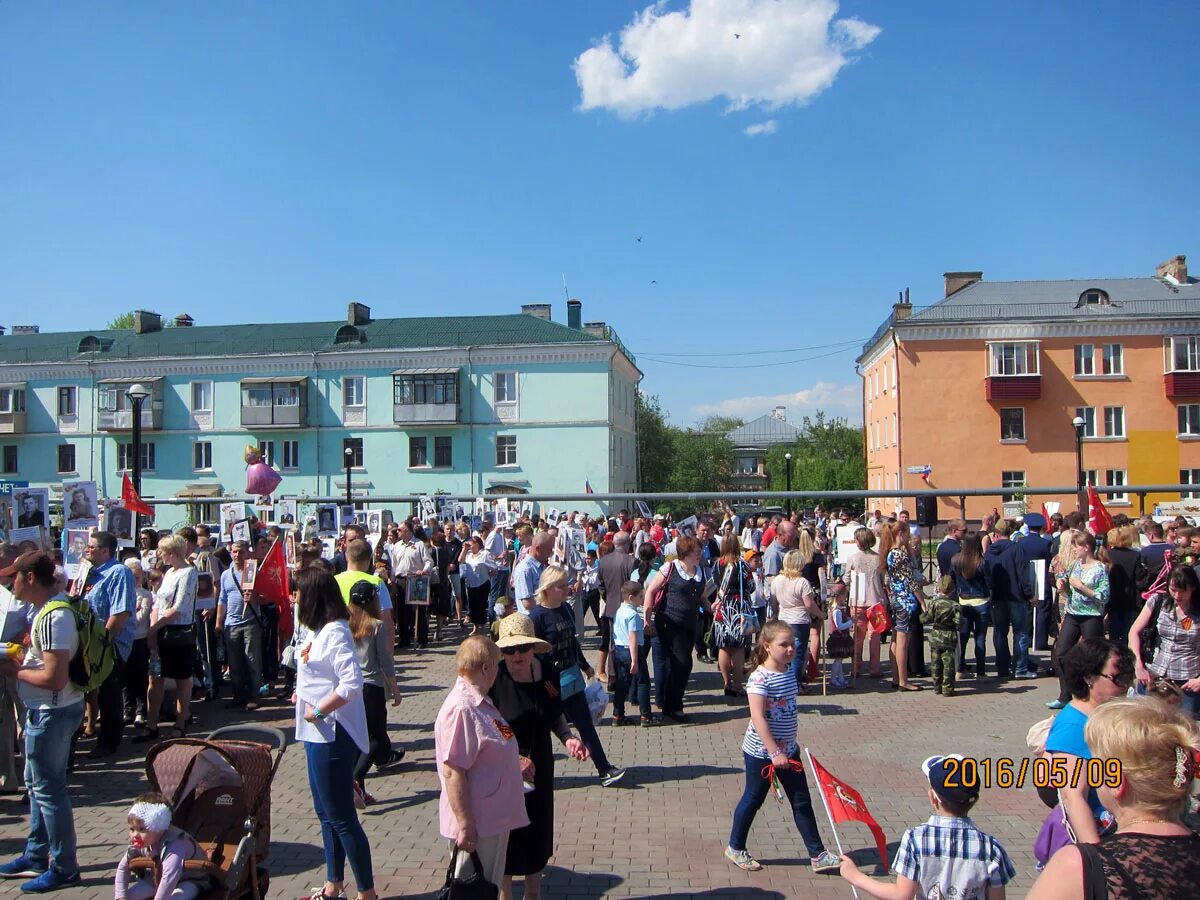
[
  {"x1": 254, "y1": 537, "x2": 290, "y2": 607},
  {"x1": 807, "y1": 752, "x2": 889, "y2": 867},
  {"x1": 585, "y1": 479, "x2": 594, "y2": 494},
  {"x1": 1087, "y1": 484, "x2": 1114, "y2": 537},
  {"x1": 121, "y1": 472, "x2": 154, "y2": 517}
]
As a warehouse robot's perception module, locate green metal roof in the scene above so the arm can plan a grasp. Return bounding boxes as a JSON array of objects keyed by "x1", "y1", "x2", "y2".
[{"x1": 0, "y1": 313, "x2": 611, "y2": 364}]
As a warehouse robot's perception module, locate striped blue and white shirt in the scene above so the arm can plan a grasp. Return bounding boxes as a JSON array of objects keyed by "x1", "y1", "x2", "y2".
[
  {"x1": 893, "y1": 815, "x2": 1016, "y2": 900},
  {"x1": 741, "y1": 667, "x2": 798, "y2": 759}
]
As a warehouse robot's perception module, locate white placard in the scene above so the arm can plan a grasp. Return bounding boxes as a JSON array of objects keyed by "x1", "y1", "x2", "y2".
[{"x1": 834, "y1": 524, "x2": 860, "y2": 566}]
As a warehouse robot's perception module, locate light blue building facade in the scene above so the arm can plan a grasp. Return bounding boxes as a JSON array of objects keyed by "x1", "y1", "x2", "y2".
[{"x1": 0, "y1": 301, "x2": 640, "y2": 520}]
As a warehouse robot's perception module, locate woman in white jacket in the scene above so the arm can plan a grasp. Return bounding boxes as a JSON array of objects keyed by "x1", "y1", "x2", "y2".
[{"x1": 293, "y1": 566, "x2": 376, "y2": 900}]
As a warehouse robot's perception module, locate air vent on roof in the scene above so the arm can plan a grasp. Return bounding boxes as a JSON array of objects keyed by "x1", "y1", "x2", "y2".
[
  {"x1": 583, "y1": 321, "x2": 607, "y2": 339},
  {"x1": 347, "y1": 302, "x2": 371, "y2": 326},
  {"x1": 133, "y1": 310, "x2": 162, "y2": 334},
  {"x1": 334, "y1": 324, "x2": 365, "y2": 345},
  {"x1": 521, "y1": 304, "x2": 552, "y2": 320},
  {"x1": 174, "y1": 313, "x2": 194, "y2": 327},
  {"x1": 11, "y1": 325, "x2": 39, "y2": 335}
]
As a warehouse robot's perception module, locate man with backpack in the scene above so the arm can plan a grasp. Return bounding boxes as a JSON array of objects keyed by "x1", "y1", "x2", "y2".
[{"x1": 0, "y1": 551, "x2": 86, "y2": 892}]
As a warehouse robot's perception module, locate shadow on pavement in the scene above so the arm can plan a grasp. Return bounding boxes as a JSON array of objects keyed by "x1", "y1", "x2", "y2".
[
  {"x1": 556, "y1": 762, "x2": 740, "y2": 792},
  {"x1": 268, "y1": 840, "x2": 327, "y2": 876},
  {"x1": 631, "y1": 890, "x2": 787, "y2": 899}
]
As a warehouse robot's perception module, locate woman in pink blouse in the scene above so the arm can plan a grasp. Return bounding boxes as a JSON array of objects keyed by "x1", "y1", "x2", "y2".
[{"x1": 435, "y1": 635, "x2": 528, "y2": 892}]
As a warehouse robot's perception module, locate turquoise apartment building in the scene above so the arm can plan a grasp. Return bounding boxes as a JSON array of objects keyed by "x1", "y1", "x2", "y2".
[{"x1": 0, "y1": 300, "x2": 640, "y2": 520}]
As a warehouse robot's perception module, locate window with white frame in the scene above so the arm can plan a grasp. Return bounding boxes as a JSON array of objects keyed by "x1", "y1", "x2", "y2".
[
  {"x1": 891, "y1": 413, "x2": 897, "y2": 446},
  {"x1": 988, "y1": 342, "x2": 1040, "y2": 376},
  {"x1": 1102, "y1": 344, "x2": 1124, "y2": 375},
  {"x1": 881, "y1": 365, "x2": 888, "y2": 393},
  {"x1": 1001, "y1": 470, "x2": 1026, "y2": 489},
  {"x1": 1000, "y1": 408, "x2": 1025, "y2": 441},
  {"x1": 1105, "y1": 469, "x2": 1127, "y2": 503},
  {"x1": 343, "y1": 437, "x2": 364, "y2": 468},
  {"x1": 0, "y1": 387, "x2": 25, "y2": 414},
  {"x1": 1083, "y1": 468, "x2": 1098, "y2": 487},
  {"x1": 193, "y1": 441, "x2": 213, "y2": 471},
  {"x1": 1103, "y1": 406, "x2": 1126, "y2": 438},
  {"x1": 494, "y1": 372, "x2": 517, "y2": 404},
  {"x1": 282, "y1": 440, "x2": 300, "y2": 470},
  {"x1": 343, "y1": 376, "x2": 365, "y2": 409},
  {"x1": 890, "y1": 359, "x2": 896, "y2": 388},
  {"x1": 1179, "y1": 404, "x2": 1200, "y2": 436},
  {"x1": 57, "y1": 386, "x2": 77, "y2": 417},
  {"x1": 1074, "y1": 344, "x2": 1095, "y2": 377},
  {"x1": 496, "y1": 435, "x2": 517, "y2": 466},
  {"x1": 434, "y1": 436, "x2": 452, "y2": 468},
  {"x1": 118, "y1": 442, "x2": 155, "y2": 472},
  {"x1": 409, "y1": 436, "x2": 428, "y2": 467},
  {"x1": 1076, "y1": 406, "x2": 1096, "y2": 438},
  {"x1": 190, "y1": 381, "x2": 213, "y2": 412},
  {"x1": 57, "y1": 444, "x2": 75, "y2": 474},
  {"x1": 1168, "y1": 337, "x2": 1200, "y2": 373},
  {"x1": 1182, "y1": 469, "x2": 1200, "y2": 500},
  {"x1": 258, "y1": 440, "x2": 275, "y2": 467}
]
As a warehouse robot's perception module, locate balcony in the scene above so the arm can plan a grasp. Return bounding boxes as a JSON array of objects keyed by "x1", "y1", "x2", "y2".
[
  {"x1": 241, "y1": 377, "x2": 308, "y2": 428},
  {"x1": 986, "y1": 375, "x2": 1041, "y2": 401},
  {"x1": 1165, "y1": 372, "x2": 1200, "y2": 399},
  {"x1": 96, "y1": 377, "x2": 164, "y2": 431},
  {"x1": 0, "y1": 383, "x2": 26, "y2": 434},
  {"x1": 392, "y1": 369, "x2": 459, "y2": 425},
  {"x1": 97, "y1": 407, "x2": 163, "y2": 430}
]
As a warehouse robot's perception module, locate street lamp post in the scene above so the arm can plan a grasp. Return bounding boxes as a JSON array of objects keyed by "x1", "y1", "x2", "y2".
[
  {"x1": 126, "y1": 383, "x2": 151, "y2": 535},
  {"x1": 785, "y1": 452, "x2": 793, "y2": 516},
  {"x1": 1072, "y1": 415, "x2": 1086, "y2": 513},
  {"x1": 344, "y1": 446, "x2": 354, "y2": 508}
]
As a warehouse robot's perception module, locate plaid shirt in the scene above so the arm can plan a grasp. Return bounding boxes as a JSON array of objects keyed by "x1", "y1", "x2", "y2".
[
  {"x1": 1148, "y1": 599, "x2": 1200, "y2": 681},
  {"x1": 893, "y1": 815, "x2": 1015, "y2": 900}
]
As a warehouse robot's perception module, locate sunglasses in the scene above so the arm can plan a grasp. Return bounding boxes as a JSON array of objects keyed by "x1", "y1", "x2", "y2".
[
  {"x1": 501, "y1": 645, "x2": 533, "y2": 656},
  {"x1": 1097, "y1": 672, "x2": 1132, "y2": 688}
]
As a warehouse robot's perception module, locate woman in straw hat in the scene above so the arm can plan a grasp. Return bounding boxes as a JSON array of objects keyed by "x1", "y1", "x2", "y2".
[{"x1": 490, "y1": 614, "x2": 589, "y2": 900}]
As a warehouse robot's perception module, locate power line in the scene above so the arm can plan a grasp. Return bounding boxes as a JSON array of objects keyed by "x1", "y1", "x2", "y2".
[
  {"x1": 632, "y1": 338, "x2": 865, "y2": 357},
  {"x1": 637, "y1": 345, "x2": 857, "y2": 369}
]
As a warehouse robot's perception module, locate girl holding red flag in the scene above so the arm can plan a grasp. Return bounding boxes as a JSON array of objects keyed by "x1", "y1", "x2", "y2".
[{"x1": 725, "y1": 621, "x2": 840, "y2": 874}]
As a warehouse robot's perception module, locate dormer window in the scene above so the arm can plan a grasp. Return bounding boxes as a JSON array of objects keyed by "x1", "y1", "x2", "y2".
[
  {"x1": 1077, "y1": 289, "x2": 1110, "y2": 308},
  {"x1": 78, "y1": 335, "x2": 102, "y2": 353},
  {"x1": 334, "y1": 324, "x2": 364, "y2": 345}
]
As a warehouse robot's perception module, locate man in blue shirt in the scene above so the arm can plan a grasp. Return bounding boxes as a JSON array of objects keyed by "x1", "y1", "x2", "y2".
[
  {"x1": 513, "y1": 532, "x2": 553, "y2": 614},
  {"x1": 79, "y1": 531, "x2": 136, "y2": 758}
]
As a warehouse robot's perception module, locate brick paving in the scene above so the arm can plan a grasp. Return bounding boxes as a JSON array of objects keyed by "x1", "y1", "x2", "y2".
[{"x1": 1, "y1": 630, "x2": 1058, "y2": 900}]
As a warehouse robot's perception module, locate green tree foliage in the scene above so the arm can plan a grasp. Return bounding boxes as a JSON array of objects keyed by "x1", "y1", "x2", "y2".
[
  {"x1": 765, "y1": 412, "x2": 866, "y2": 509},
  {"x1": 696, "y1": 415, "x2": 745, "y2": 436},
  {"x1": 636, "y1": 391, "x2": 735, "y2": 514},
  {"x1": 636, "y1": 391, "x2": 675, "y2": 493},
  {"x1": 106, "y1": 310, "x2": 174, "y2": 329}
]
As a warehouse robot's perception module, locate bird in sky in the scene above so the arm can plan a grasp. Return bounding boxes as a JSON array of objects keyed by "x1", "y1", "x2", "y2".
[
  {"x1": 650, "y1": 279, "x2": 657, "y2": 284},
  {"x1": 635, "y1": 235, "x2": 642, "y2": 242},
  {"x1": 734, "y1": 33, "x2": 741, "y2": 39}
]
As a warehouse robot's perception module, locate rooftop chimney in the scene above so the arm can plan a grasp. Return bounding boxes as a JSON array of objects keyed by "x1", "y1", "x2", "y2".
[
  {"x1": 944, "y1": 271, "x2": 983, "y2": 298},
  {"x1": 0, "y1": 326, "x2": 5, "y2": 336},
  {"x1": 132, "y1": 310, "x2": 162, "y2": 334},
  {"x1": 11, "y1": 325, "x2": 39, "y2": 335},
  {"x1": 567, "y1": 298, "x2": 582, "y2": 330},
  {"x1": 173, "y1": 313, "x2": 194, "y2": 327},
  {"x1": 347, "y1": 302, "x2": 371, "y2": 326},
  {"x1": 772, "y1": 406, "x2": 786, "y2": 421},
  {"x1": 583, "y1": 321, "x2": 607, "y2": 339},
  {"x1": 521, "y1": 303, "x2": 552, "y2": 320},
  {"x1": 1156, "y1": 255, "x2": 1188, "y2": 284},
  {"x1": 893, "y1": 287, "x2": 913, "y2": 322}
]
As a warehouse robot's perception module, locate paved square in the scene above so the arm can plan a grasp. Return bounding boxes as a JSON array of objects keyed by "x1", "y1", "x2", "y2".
[{"x1": 2, "y1": 633, "x2": 1055, "y2": 899}]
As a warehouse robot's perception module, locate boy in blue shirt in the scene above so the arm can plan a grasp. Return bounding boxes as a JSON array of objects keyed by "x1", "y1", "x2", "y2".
[{"x1": 611, "y1": 581, "x2": 654, "y2": 727}]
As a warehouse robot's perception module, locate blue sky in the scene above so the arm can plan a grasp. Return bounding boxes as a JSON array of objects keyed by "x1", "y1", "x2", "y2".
[{"x1": 2, "y1": 1, "x2": 1197, "y2": 427}]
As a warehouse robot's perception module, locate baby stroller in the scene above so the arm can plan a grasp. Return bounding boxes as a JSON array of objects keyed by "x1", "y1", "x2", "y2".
[{"x1": 127, "y1": 725, "x2": 288, "y2": 900}]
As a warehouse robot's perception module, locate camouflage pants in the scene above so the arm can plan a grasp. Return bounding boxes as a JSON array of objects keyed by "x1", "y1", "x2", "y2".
[{"x1": 930, "y1": 645, "x2": 957, "y2": 694}]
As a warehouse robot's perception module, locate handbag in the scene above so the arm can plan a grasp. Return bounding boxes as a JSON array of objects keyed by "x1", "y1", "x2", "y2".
[
  {"x1": 558, "y1": 663, "x2": 586, "y2": 700},
  {"x1": 437, "y1": 846, "x2": 498, "y2": 900},
  {"x1": 157, "y1": 624, "x2": 195, "y2": 651},
  {"x1": 1139, "y1": 594, "x2": 1168, "y2": 665}
]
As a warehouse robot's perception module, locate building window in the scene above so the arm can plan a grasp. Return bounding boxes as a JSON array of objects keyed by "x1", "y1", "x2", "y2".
[
  {"x1": 434, "y1": 436, "x2": 452, "y2": 468},
  {"x1": 57, "y1": 386, "x2": 77, "y2": 417},
  {"x1": 1078, "y1": 289, "x2": 1110, "y2": 307},
  {"x1": 343, "y1": 376, "x2": 365, "y2": 409},
  {"x1": 409, "y1": 436, "x2": 428, "y2": 467},
  {"x1": 393, "y1": 373, "x2": 457, "y2": 405},
  {"x1": 1074, "y1": 344, "x2": 1095, "y2": 377},
  {"x1": 343, "y1": 437, "x2": 364, "y2": 468},
  {"x1": 1076, "y1": 406, "x2": 1096, "y2": 438},
  {"x1": 891, "y1": 413, "x2": 897, "y2": 446},
  {"x1": 1182, "y1": 469, "x2": 1200, "y2": 500},
  {"x1": 1103, "y1": 406, "x2": 1126, "y2": 438},
  {"x1": 1083, "y1": 468, "x2": 1098, "y2": 488},
  {"x1": 57, "y1": 444, "x2": 76, "y2": 474},
  {"x1": 1105, "y1": 469, "x2": 1128, "y2": 503},
  {"x1": 282, "y1": 440, "x2": 300, "y2": 470},
  {"x1": 190, "y1": 381, "x2": 213, "y2": 412},
  {"x1": 1001, "y1": 470, "x2": 1026, "y2": 489},
  {"x1": 193, "y1": 441, "x2": 213, "y2": 471},
  {"x1": 1102, "y1": 344, "x2": 1124, "y2": 376},
  {"x1": 1179, "y1": 404, "x2": 1200, "y2": 436},
  {"x1": 118, "y1": 442, "x2": 155, "y2": 472},
  {"x1": 258, "y1": 440, "x2": 275, "y2": 467},
  {"x1": 494, "y1": 372, "x2": 517, "y2": 404},
  {"x1": 999, "y1": 408, "x2": 1025, "y2": 441},
  {"x1": 0, "y1": 387, "x2": 25, "y2": 414},
  {"x1": 1168, "y1": 337, "x2": 1200, "y2": 373},
  {"x1": 881, "y1": 365, "x2": 888, "y2": 393},
  {"x1": 1, "y1": 446, "x2": 16, "y2": 474},
  {"x1": 496, "y1": 435, "x2": 517, "y2": 466},
  {"x1": 988, "y1": 342, "x2": 1040, "y2": 376}
]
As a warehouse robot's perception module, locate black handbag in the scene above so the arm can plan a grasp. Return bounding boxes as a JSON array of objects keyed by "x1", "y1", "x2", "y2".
[
  {"x1": 157, "y1": 624, "x2": 196, "y2": 651},
  {"x1": 437, "y1": 846, "x2": 497, "y2": 900}
]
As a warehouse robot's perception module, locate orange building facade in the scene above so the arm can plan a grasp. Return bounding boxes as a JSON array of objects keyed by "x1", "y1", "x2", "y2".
[{"x1": 859, "y1": 256, "x2": 1200, "y2": 521}]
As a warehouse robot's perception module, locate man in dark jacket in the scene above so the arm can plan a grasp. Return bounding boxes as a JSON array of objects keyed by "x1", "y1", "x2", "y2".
[
  {"x1": 597, "y1": 531, "x2": 637, "y2": 679},
  {"x1": 1017, "y1": 513, "x2": 1054, "y2": 654},
  {"x1": 983, "y1": 520, "x2": 1037, "y2": 679},
  {"x1": 936, "y1": 519, "x2": 967, "y2": 578}
]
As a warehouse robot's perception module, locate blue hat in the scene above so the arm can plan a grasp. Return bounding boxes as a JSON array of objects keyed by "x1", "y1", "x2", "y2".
[
  {"x1": 923, "y1": 754, "x2": 978, "y2": 805},
  {"x1": 1023, "y1": 512, "x2": 1046, "y2": 529}
]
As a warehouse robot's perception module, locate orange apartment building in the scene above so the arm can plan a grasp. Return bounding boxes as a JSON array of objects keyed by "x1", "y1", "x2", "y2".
[{"x1": 858, "y1": 254, "x2": 1200, "y2": 521}]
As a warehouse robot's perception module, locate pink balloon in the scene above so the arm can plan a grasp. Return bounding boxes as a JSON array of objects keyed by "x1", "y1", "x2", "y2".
[{"x1": 246, "y1": 461, "x2": 282, "y2": 497}]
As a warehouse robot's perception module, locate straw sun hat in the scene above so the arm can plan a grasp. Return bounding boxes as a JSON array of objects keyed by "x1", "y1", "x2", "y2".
[{"x1": 495, "y1": 613, "x2": 551, "y2": 654}]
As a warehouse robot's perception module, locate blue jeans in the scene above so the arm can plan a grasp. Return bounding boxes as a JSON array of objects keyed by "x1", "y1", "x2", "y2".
[
  {"x1": 650, "y1": 634, "x2": 666, "y2": 710},
  {"x1": 788, "y1": 622, "x2": 811, "y2": 692},
  {"x1": 729, "y1": 750, "x2": 825, "y2": 857},
  {"x1": 305, "y1": 725, "x2": 374, "y2": 890},
  {"x1": 612, "y1": 645, "x2": 651, "y2": 718},
  {"x1": 957, "y1": 601, "x2": 991, "y2": 675},
  {"x1": 993, "y1": 597, "x2": 1032, "y2": 676},
  {"x1": 25, "y1": 703, "x2": 84, "y2": 875},
  {"x1": 489, "y1": 569, "x2": 510, "y2": 609}
]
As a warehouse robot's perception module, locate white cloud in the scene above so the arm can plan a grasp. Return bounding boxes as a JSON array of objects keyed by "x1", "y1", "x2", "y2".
[
  {"x1": 573, "y1": 0, "x2": 881, "y2": 117},
  {"x1": 691, "y1": 380, "x2": 861, "y2": 424},
  {"x1": 743, "y1": 119, "x2": 778, "y2": 136}
]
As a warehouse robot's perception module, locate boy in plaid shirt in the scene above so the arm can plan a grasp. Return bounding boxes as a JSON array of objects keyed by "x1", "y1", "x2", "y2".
[{"x1": 840, "y1": 753, "x2": 1015, "y2": 899}]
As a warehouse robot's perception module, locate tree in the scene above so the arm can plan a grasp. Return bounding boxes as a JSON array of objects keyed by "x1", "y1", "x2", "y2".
[
  {"x1": 636, "y1": 391, "x2": 674, "y2": 493},
  {"x1": 696, "y1": 415, "x2": 745, "y2": 436},
  {"x1": 106, "y1": 310, "x2": 174, "y2": 329},
  {"x1": 669, "y1": 428, "x2": 734, "y2": 495},
  {"x1": 765, "y1": 412, "x2": 865, "y2": 510}
]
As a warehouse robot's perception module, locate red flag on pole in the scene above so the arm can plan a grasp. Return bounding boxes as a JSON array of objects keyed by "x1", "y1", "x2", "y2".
[
  {"x1": 121, "y1": 472, "x2": 154, "y2": 517},
  {"x1": 806, "y1": 751, "x2": 889, "y2": 868},
  {"x1": 254, "y1": 537, "x2": 290, "y2": 607},
  {"x1": 1087, "y1": 484, "x2": 1114, "y2": 537}
]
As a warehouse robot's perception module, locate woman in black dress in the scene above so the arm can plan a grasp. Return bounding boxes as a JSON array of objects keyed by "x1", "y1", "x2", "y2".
[{"x1": 489, "y1": 614, "x2": 589, "y2": 900}]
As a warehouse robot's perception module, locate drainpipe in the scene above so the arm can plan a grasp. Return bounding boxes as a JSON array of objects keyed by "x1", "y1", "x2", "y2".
[
  {"x1": 311, "y1": 351, "x2": 321, "y2": 498},
  {"x1": 892, "y1": 332, "x2": 903, "y2": 513},
  {"x1": 466, "y1": 346, "x2": 476, "y2": 494}
]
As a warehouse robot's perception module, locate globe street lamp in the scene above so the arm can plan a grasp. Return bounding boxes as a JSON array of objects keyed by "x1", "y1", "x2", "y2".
[
  {"x1": 785, "y1": 451, "x2": 794, "y2": 516},
  {"x1": 344, "y1": 445, "x2": 354, "y2": 508},
  {"x1": 126, "y1": 383, "x2": 151, "y2": 534},
  {"x1": 1072, "y1": 415, "x2": 1086, "y2": 512}
]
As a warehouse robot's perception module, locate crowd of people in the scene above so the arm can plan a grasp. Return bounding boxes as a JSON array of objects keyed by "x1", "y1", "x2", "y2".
[{"x1": 0, "y1": 500, "x2": 1198, "y2": 898}]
